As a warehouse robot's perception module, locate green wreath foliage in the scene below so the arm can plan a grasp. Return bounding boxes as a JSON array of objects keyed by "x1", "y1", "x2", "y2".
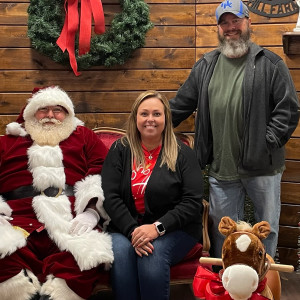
[{"x1": 27, "y1": 0, "x2": 153, "y2": 70}]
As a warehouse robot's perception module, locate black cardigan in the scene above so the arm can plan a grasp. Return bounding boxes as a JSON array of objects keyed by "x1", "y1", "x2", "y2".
[{"x1": 102, "y1": 139, "x2": 204, "y2": 241}]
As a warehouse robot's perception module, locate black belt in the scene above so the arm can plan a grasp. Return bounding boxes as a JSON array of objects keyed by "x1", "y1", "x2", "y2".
[{"x1": 2, "y1": 184, "x2": 74, "y2": 200}]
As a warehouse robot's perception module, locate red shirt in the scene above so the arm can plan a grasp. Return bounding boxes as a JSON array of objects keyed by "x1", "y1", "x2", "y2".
[{"x1": 131, "y1": 144, "x2": 161, "y2": 214}]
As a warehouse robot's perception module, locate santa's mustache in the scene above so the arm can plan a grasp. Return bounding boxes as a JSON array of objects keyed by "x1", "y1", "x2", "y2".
[{"x1": 38, "y1": 118, "x2": 62, "y2": 125}]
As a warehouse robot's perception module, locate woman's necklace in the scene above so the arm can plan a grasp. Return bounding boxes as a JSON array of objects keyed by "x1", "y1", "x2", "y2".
[
  {"x1": 142, "y1": 144, "x2": 161, "y2": 160},
  {"x1": 147, "y1": 150, "x2": 154, "y2": 160}
]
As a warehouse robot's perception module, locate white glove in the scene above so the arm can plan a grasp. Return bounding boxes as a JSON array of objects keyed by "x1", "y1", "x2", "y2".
[
  {"x1": 0, "y1": 215, "x2": 13, "y2": 226},
  {"x1": 69, "y1": 208, "x2": 100, "y2": 235}
]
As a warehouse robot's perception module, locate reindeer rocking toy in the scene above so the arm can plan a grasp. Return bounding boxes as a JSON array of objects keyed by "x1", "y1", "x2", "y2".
[{"x1": 193, "y1": 216, "x2": 294, "y2": 300}]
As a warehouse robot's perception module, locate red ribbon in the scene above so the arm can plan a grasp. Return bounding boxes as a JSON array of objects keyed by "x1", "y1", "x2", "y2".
[
  {"x1": 193, "y1": 266, "x2": 270, "y2": 300},
  {"x1": 56, "y1": 0, "x2": 105, "y2": 76}
]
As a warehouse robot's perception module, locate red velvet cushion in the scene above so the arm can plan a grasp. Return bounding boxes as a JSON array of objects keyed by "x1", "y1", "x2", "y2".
[
  {"x1": 170, "y1": 243, "x2": 203, "y2": 280},
  {"x1": 95, "y1": 131, "x2": 124, "y2": 150}
]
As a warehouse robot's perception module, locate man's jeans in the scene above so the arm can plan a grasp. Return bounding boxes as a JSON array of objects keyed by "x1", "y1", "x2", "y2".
[
  {"x1": 209, "y1": 173, "x2": 282, "y2": 258},
  {"x1": 110, "y1": 231, "x2": 197, "y2": 300}
]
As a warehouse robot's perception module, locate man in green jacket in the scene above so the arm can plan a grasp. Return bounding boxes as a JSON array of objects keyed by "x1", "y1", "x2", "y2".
[{"x1": 170, "y1": 0, "x2": 299, "y2": 259}]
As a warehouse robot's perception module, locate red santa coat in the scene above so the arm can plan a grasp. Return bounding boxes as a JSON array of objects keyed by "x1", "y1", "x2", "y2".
[{"x1": 0, "y1": 125, "x2": 113, "y2": 271}]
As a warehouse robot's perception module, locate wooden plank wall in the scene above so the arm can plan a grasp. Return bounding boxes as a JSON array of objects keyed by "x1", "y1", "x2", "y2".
[{"x1": 0, "y1": 0, "x2": 299, "y2": 268}]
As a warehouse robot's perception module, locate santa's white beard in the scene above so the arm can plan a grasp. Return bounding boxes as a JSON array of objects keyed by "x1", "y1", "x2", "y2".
[
  {"x1": 218, "y1": 28, "x2": 251, "y2": 58},
  {"x1": 25, "y1": 117, "x2": 75, "y2": 146}
]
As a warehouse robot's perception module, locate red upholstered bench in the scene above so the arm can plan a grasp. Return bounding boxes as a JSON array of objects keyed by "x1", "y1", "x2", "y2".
[{"x1": 91, "y1": 127, "x2": 210, "y2": 295}]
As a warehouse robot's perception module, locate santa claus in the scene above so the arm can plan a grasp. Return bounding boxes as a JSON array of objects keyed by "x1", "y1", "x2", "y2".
[{"x1": 0, "y1": 86, "x2": 113, "y2": 300}]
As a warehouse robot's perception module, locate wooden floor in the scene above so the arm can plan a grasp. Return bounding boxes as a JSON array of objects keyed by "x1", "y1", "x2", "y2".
[
  {"x1": 280, "y1": 271, "x2": 300, "y2": 300},
  {"x1": 91, "y1": 271, "x2": 300, "y2": 299}
]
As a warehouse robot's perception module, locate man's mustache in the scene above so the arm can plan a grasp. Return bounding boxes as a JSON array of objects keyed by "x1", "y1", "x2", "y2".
[{"x1": 38, "y1": 118, "x2": 62, "y2": 125}]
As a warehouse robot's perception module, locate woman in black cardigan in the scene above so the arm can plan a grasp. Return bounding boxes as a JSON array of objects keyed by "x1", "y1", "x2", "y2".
[{"x1": 102, "y1": 90, "x2": 204, "y2": 300}]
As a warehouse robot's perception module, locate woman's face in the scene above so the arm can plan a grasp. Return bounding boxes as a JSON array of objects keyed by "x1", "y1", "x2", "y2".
[{"x1": 136, "y1": 97, "x2": 165, "y2": 142}]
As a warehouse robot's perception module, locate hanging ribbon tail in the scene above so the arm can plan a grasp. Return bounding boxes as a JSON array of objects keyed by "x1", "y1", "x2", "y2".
[
  {"x1": 79, "y1": 0, "x2": 92, "y2": 55},
  {"x1": 79, "y1": 0, "x2": 105, "y2": 56},
  {"x1": 90, "y1": 0, "x2": 106, "y2": 34},
  {"x1": 56, "y1": 0, "x2": 81, "y2": 76}
]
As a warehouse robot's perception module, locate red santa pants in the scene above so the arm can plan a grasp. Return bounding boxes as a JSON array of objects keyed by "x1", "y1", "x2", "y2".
[{"x1": 0, "y1": 230, "x2": 109, "y2": 298}]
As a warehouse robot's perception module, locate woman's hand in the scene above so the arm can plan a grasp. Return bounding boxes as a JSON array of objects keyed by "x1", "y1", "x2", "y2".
[
  {"x1": 131, "y1": 224, "x2": 159, "y2": 248},
  {"x1": 134, "y1": 241, "x2": 154, "y2": 257}
]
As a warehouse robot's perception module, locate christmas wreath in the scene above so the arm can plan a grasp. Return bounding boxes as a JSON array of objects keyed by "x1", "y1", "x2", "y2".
[{"x1": 27, "y1": 0, "x2": 153, "y2": 74}]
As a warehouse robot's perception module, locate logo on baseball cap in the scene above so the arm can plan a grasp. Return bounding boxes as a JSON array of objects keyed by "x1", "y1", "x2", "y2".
[{"x1": 216, "y1": 0, "x2": 249, "y2": 24}]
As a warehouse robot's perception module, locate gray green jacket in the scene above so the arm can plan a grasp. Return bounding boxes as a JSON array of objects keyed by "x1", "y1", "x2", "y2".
[{"x1": 170, "y1": 43, "x2": 299, "y2": 176}]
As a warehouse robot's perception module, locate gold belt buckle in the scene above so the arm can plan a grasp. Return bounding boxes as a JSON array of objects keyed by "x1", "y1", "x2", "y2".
[{"x1": 41, "y1": 187, "x2": 63, "y2": 198}]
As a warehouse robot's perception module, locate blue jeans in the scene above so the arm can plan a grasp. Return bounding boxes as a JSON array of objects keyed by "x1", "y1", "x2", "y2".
[
  {"x1": 208, "y1": 173, "x2": 282, "y2": 259},
  {"x1": 110, "y1": 231, "x2": 197, "y2": 300}
]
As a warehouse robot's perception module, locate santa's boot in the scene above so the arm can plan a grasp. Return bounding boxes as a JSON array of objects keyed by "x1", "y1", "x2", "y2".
[
  {"x1": 40, "y1": 275, "x2": 84, "y2": 300},
  {"x1": 30, "y1": 293, "x2": 40, "y2": 300},
  {"x1": 0, "y1": 269, "x2": 41, "y2": 300},
  {"x1": 39, "y1": 295, "x2": 50, "y2": 300}
]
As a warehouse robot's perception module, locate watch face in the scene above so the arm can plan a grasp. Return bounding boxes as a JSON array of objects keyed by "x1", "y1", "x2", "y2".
[{"x1": 157, "y1": 223, "x2": 165, "y2": 233}]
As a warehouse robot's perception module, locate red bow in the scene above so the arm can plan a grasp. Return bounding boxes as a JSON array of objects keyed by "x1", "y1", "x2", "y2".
[
  {"x1": 56, "y1": 0, "x2": 105, "y2": 76},
  {"x1": 193, "y1": 266, "x2": 270, "y2": 300}
]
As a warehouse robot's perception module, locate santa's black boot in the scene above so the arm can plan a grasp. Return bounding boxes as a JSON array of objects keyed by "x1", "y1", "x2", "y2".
[
  {"x1": 30, "y1": 293, "x2": 40, "y2": 300},
  {"x1": 39, "y1": 295, "x2": 51, "y2": 300}
]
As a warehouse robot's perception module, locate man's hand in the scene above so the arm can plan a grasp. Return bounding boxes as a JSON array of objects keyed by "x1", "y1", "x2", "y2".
[
  {"x1": 0, "y1": 215, "x2": 13, "y2": 226},
  {"x1": 69, "y1": 208, "x2": 100, "y2": 235}
]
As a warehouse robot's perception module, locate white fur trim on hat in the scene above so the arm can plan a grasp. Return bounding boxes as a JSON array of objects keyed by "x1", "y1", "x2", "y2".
[
  {"x1": 23, "y1": 86, "x2": 75, "y2": 121},
  {"x1": 5, "y1": 122, "x2": 28, "y2": 137}
]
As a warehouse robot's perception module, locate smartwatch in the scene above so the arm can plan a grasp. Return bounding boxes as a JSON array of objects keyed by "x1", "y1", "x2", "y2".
[{"x1": 154, "y1": 221, "x2": 166, "y2": 236}]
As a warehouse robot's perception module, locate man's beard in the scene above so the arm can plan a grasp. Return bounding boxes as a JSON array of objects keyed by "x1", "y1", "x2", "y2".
[
  {"x1": 218, "y1": 27, "x2": 251, "y2": 58},
  {"x1": 25, "y1": 117, "x2": 75, "y2": 146}
]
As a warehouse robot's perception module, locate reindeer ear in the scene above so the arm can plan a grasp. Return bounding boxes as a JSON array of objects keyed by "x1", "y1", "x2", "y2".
[
  {"x1": 218, "y1": 216, "x2": 237, "y2": 236},
  {"x1": 252, "y1": 221, "x2": 271, "y2": 240}
]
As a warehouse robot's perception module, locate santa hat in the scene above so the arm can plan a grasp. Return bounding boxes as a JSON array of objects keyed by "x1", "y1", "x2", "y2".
[
  {"x1": 6, "y1": 86, "x2": 80, "y2": 137},
  {"x1": 23, "y1": 86, "x2": 75, "y2": 121}
]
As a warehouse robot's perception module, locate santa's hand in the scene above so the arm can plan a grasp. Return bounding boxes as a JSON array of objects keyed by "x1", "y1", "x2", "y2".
[
  {"x1": 0, "y1": 215, "x2": 13, "y2": 226},
  {"x1": 69, "y1": 208, "x2": 100, "y2": 235}
]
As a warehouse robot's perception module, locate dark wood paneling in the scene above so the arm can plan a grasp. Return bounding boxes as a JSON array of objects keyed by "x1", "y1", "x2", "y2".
[
  {"x1": 279, "y1": 204, "x2": 300, "y2": 226},
  {"x1": 0, "y1": 26, "x2": 196, "y2": 48},
  {"x1": 0, "y1": 48, "x2": 196, "y2": 70},
  {"x1": 0, "y1": 91, "x2": 177, "y2": 114},
  {"x1": 282, "y1": 161, "x2": 300, "y2": 182},
  {"x1": 285, "y1": 138, "x2": 300, "y2": 160},
  {"x1": 0, "y1": 70, "x2": 191, "y2": 92},
  {"x1": 277, "y1": 247, "x2": 299, "y2": 268},
  {"x1": 278, "y1": 226, "x2": 300, "y2": 248},
  {"x1": 281, "y1": 182, "x2": 300, "y2": 205},
  {"x1": 0, "y1": 3, "x2": 196, "y2": 26}
]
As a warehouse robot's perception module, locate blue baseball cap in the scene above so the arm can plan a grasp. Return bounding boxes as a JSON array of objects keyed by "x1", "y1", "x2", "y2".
[{"x1": 216, "y1": 0, "x2": 249, "y2": 24}]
